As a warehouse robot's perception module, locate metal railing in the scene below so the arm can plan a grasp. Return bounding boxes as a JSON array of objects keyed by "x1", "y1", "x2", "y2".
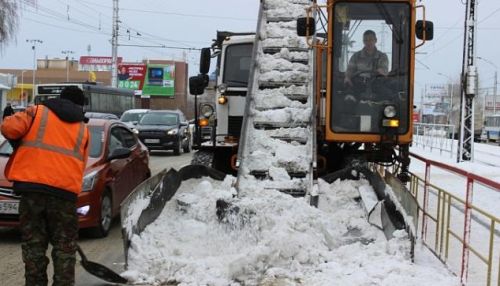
[
  {"x1": 413, "y1": 123, "x2": 456, "y2": 158},
  {"x1": 388, "y1": 152, "x2": 500, "y2": 285}
]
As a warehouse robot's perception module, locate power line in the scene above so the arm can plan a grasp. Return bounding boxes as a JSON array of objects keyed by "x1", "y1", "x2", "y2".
[
  {"x1": 78, "y1": 0, "x2": 256, "y2": 22},
  {"x1": 118, "y1": 44, "x2": 200, "y2": 51}
]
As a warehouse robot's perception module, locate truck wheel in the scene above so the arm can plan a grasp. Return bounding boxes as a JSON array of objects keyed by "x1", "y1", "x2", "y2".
[
  {"x1": 191, "y1": 150, "x2": 214, "y2": 167},
  {"x1": 183, "y1": 140, "x2": 191, "y2": 153}
]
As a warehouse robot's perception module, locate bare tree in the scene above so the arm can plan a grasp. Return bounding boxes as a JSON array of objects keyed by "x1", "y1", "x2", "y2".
[{"x1": 0, "y1": 0, "x2": 19, "y2": 49}]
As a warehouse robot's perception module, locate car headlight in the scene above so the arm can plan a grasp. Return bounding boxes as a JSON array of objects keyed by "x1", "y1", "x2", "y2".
[
  {"x1": 82, "y1": 170, "x2": 98, "y2": 192},
  {"x1": 200, "y1": 103, "x2": 214, "y2": 118},
  {"x1": 131, "y1": 128, "x2": 139, "y2": 135},
  {"x1": 167, "y1": 129, "x2": 178, "y2": 135},
  {"x1": 383, "y1": 105, "x2": 397, "y2": 118}
]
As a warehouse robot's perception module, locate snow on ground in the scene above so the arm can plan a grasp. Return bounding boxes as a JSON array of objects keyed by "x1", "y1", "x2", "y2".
[{"x1": 123, "y1": 176, "x2": 459, "y2": 286}]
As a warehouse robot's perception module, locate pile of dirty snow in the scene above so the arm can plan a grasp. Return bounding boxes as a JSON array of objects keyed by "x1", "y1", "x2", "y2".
[{"x1": 122, "y1": 176, "x2": 459, "y2": 285}]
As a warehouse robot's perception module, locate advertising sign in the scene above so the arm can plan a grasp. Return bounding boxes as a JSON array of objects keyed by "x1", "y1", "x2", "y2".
[
  {"x1": 79, "y1": 56, "x2": 123, "y2": 71},
  {"x1": 118, "y1": 64, "x2": 147, "y2": 90},
  {"x1": 142, "y1": 64, "x2": 175, "y2": 96}
]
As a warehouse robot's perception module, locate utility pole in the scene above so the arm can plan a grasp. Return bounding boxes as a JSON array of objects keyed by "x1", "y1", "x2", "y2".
[
  {"x1": 458, "y1": 0, "x2": 478, "y2": 163},
  {"x1": 26, "y1": 39, "x2": 43, "y2": 104},
  {"x1": 111, "y1": 0, "x2": 119, "y2": 87},
  {"x1": 61, "y1": 50, "x2": 74, "y2": 82}
]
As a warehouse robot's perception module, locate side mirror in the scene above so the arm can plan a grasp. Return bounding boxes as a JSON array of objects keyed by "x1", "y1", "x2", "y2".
[
  {"x1": 189, "y1": 75, "x2": 206, "y2": 95},
  {"x1": 180, "y1": 122, "x2": 188, "y2": 127},
  {"x1": 416, "y1": 20, "x2": 434, "y2": 41},
  {"x1": 297, "y1": 17, "x2": 315, "y2": 37},
  {"x1": 132, "y1": 121, "x2": 138, "y2": 125},
  {"x1": 199, "y1": 48, "x2": 211, "y2": 74},
  {"x1": 107, "y1": 147, "x2": 131, "y2": 161}
]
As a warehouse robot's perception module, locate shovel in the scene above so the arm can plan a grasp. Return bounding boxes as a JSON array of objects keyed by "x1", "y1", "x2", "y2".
[{"x1": 76, "y1": 245, "x2": 128, "y2": 284}]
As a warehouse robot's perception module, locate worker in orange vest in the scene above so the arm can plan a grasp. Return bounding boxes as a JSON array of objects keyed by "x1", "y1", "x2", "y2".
[{"x1": 1, "y1": 86, "x2": 90, "y2": 286}]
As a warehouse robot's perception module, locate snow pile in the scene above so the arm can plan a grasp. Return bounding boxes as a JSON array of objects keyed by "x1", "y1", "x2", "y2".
[
  {"x1": 244, "y1": 128, "x2": 311, "y2": 173},
  {"x1": 123, "y1": 177, "x2": 459, "y2": 286}
]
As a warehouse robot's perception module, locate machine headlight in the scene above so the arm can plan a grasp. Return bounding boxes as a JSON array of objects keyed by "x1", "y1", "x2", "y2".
[
  {"x1": 200, "y1": 103, "x2": 214, "y2": 118},
  {"x1": 82, "y1": 170, "x2": 98, "y2": 192},
  {"x1": 383, "y1": 105, "x2": 397, "y2": 118},
  {"x1": 131, "y1": 128, "x2": 139, "y2": 135},
  {"x1": 218, "y1": 96, "x2": 228, "y2": 105},
  {"x1": 167, "y1": 129, "x2": 178, "y2": 135},
  {"x1": 217, "y1": 83, "x2": 227, "y2": 95}
]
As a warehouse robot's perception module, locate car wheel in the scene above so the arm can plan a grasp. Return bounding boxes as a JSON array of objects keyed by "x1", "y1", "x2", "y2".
[
  {"x1": 174, "y1": 138, "x2": 182, "y2": 156},
  {"x1": 87, "y1": 191, "x2": 112, "y2": 238}
]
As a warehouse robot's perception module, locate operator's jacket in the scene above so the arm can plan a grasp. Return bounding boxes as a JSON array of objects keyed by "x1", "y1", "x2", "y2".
[{"x1": 1, "y1": 99, "x2": 90, "y2": 202}]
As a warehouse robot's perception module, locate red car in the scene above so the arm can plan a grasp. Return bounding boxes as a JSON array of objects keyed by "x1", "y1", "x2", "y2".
[{"x1": 0, "y1": 119, "x2": 151, "y2": 237}]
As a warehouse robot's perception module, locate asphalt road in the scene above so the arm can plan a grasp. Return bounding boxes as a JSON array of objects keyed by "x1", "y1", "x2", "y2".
[{"x1": 0, "y1": 150, "x2": 193, "y2": 286}]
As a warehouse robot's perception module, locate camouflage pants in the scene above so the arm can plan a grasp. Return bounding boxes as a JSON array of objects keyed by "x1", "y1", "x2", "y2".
[{"x1": 19, "y1": 193, "x2": 78, "y2": 286}]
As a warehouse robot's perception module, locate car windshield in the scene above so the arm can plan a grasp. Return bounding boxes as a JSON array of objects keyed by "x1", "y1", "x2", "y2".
[
  {"x1": 0, "y1": 126, "x2": 104, "y2": 158},
  {"x1": 121, "y1": 112, "x2": 146, "y2": 122},
  {"x1": 140, "y1": 113, "x2": 178, "y2": 125},
  {"x1": 89, "y1": 126, "x2": 105, "y2": 158}
]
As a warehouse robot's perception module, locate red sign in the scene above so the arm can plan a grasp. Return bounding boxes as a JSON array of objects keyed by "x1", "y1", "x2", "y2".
[
  {"x1": 412, "y1": 112, "x2": 420, "y2": 122},
  {"x1": 118, "y1": 63, "x2": 147, "y2": 90},
  {"x1": 79, "y1": 56, "x2": 123, "y2": 65}
]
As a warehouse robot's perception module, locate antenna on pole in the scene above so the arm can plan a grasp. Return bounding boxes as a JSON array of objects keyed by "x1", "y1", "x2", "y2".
[
  {"x1": 111, "y1": 0, "x2": 119, "y2": 88},
  {"x1": 457, "y1": 0, "x2": 478, "y2": 163}
]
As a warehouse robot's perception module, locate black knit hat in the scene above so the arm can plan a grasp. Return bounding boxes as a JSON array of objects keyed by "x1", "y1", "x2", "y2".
[{"x1": 60, "y1": 86, "x2": 85, "y2": 106}]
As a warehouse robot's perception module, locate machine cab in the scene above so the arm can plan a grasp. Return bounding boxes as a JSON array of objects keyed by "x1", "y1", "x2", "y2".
[{"x1": 326, "y1": 1, "x2": 419, "y2": 144}]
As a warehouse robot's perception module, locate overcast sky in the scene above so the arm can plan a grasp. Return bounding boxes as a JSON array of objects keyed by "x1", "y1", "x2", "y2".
[{"x1": 1, "y1": 0, "x2": 499, "y2": 98}]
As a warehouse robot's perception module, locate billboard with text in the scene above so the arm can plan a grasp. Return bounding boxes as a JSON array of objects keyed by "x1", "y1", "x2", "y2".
[{"x1": 118, "y1": 64, "x2": 146, "y2": 91}]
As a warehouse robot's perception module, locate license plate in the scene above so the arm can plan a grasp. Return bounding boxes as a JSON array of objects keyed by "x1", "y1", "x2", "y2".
[
  {"x1": 144, "y1": 139, "x2": 160, "y2": 143},
  {"x1": 0, "y1": 201, "x2": 19, "y2": 214}
]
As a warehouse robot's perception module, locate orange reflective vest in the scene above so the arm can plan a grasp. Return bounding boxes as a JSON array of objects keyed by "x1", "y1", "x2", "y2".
[{"x1": 4, "y1": 105, "x2": 89, "y2": 195}]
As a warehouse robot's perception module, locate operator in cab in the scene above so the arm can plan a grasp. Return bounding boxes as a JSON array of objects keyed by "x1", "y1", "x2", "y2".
[{"x1": 344, "y1": 30, "x2": 389, "y2": 98}]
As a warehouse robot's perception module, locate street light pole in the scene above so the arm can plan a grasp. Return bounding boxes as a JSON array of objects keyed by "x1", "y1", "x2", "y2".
[
  {"x1": 61, "y1": 50, "x2": 75, "y2": 82},
  {"x1": 27, "y1": 39, "x2": 43, "y2": 105},
  {"x1": 20, "y1": 70, "x2": 27, "y2": 107}
]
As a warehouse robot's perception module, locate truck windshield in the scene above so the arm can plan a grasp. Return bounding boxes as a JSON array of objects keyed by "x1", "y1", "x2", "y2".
[
  {"x1": 330, "y1": 2, "x2": 411, "y2": 135},
  {"x1": 222, "y1": 43, "x2": 253, "y2": 87}
]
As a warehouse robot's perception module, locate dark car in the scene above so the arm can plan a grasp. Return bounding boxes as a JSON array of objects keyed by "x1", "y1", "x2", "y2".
[
  {"x1": 135, "y1": 110, "x2": 191, "y2": 155},
  {"x1": 0, "y1": 119, "x2": 151, "y2": 238}
]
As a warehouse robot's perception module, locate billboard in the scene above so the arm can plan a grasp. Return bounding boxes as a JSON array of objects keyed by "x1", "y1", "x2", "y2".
[
  {"x1": 142, "y1": 64, "x2": 175, "y2": 96},
  {"x1": 79, "y1": 56, "x2": 123, "y2": 71},
  {"x1": 118, "y1": 64, "x2": 146, "y2": 91}
]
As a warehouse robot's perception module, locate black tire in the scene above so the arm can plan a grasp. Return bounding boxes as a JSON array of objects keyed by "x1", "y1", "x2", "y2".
[
  {"x1": 191, "y1": 150, "x2": 214, "y2": 167},
  {"x1": 87, "y1": 191, "x2": 112, "y2": 238},
  {"x1": 173, "y1": 138, "x2": 182, "y2": 156}
]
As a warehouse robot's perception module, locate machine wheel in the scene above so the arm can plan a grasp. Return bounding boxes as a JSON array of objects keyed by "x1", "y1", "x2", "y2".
[
  {"x1": 87, "y1": 191, "x2": 112, "y2": 238},
  {"x1": 191, "y1": 150, "x2": 214, "y2": 167},
  {"x1": 183, "y1": 139, "x2": 191, "y2": 153}
]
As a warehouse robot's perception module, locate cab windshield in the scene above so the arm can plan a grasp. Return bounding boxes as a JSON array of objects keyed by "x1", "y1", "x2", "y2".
[
  {"x1": 222, "y1": 43, "x2": 253, "y2": 87},
  {"x1": 331, "y1": 2, "x2": 411, "y2": 134}
]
